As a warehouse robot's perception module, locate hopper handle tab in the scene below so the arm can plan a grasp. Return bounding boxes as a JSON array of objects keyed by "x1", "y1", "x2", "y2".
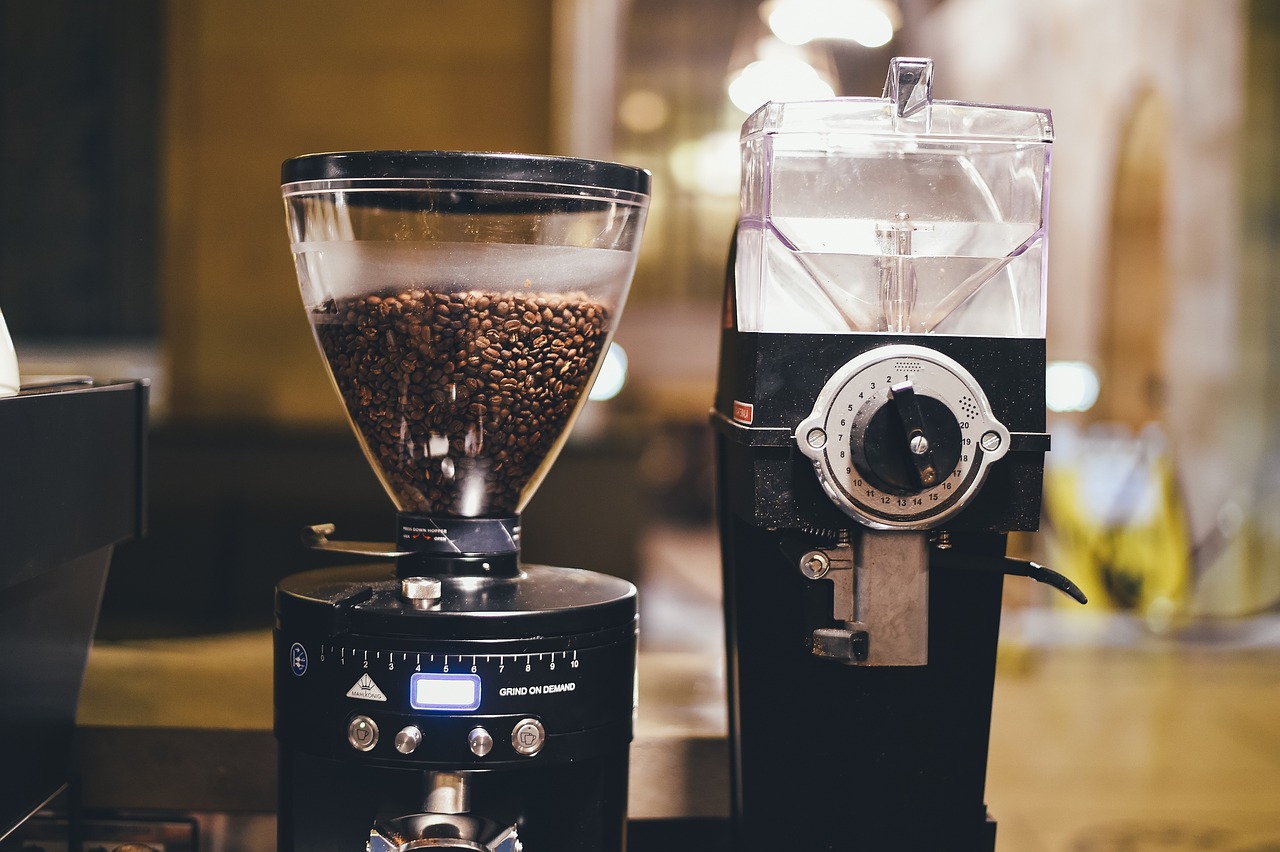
[
  {"x1": 884, "y1": 56, "x2": 934, "y2": 119},
  {"x1": 303, "y1": 523, "x2": 407, "y2": 559}
]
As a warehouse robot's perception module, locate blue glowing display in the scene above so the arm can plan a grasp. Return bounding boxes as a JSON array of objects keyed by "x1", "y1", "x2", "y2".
[{"x1": 409, "y1": 673, "x2": 482, "y2": 711}]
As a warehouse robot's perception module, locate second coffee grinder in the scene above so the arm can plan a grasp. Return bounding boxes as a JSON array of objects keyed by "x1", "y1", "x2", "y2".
[
  {"x1": 273, "y1": 151, "x2": 649, "y2": 852},
  {"x1": 714, "y1": 59, "x2": 1085, "y2": 850}
]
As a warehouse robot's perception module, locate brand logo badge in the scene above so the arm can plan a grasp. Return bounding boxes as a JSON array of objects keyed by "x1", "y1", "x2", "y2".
[{"x1": 347, "y1": 674, "x2": 388, "y2": 702}]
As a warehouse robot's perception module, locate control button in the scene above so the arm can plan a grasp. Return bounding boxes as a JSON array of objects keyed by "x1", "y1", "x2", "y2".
[
  {"x1": 347, "y1": 715, "x2": 379, "y2": 752},
  {"x1": 468, "y1": 726, "x2": 494, "y2": 757},
  {"x1": 511, "y1": 718, "x2": 545, "y2": 757},
  {"x1": 401, "y1": 576, "x2": 442, "y2": 611},
  {"x1": 395, "y1": 725, "x2": 423, "y2": 755}
]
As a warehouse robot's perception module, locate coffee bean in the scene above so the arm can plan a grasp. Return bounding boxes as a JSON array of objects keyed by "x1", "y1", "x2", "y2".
[{"x1": 313, "y1": 289, "x2": 610, "y2": 514}]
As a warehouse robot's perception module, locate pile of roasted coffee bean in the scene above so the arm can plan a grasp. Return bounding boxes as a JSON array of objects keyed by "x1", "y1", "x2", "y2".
[{"x1": 314, "y1": 289, "x2": 610, "y2": 514}]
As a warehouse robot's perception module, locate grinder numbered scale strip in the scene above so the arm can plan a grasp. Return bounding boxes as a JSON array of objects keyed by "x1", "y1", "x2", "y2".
[
  {"x1": 274, "y1": 151, "x2": 649, "y2": 852},
  {"x1": 713, "y1": 59, "x2": 1086, "y2": 851}
]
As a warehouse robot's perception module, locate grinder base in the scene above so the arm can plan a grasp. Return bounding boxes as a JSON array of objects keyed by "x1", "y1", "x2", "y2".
[{"x1": 274, "y1": 562, "x2": 637, "y2": 852}]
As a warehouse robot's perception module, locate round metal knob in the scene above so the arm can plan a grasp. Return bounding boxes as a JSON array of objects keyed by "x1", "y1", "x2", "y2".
[
  {"x1": 799, "y1": 550, "x2": 830, "y2": 579},
  {"x1": 401, "y1": 577, "x2": 442, "y2": 611},
  {"x1": 395, "y1": 725, "x2": 423, "y2": 755},
  {"x1": 468, "y1": 726, "x2": 494, "y2": 757}
]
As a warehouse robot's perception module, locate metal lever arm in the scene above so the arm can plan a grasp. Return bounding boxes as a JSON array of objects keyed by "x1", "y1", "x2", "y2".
[{"x1": 303, "y1": 523, "x2": 407, "y2": 559}]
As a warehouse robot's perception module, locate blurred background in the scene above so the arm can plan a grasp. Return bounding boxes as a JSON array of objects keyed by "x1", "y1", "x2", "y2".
[{"x1": 2, "y1": 0, "x2": 1279, "y2": 849}]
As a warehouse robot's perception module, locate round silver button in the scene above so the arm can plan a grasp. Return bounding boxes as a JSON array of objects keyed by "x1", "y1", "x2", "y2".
[
  {"x1": 347, "y1": 715, "x2": 379, "y2": 752},
  {"x1": 401, "y1": 576, "x2": 442, "y2": 610},
  {"x1": 511, "y1": 718, "x2": 545, "y2": 757},
  {"x1": 468, "y1": 726, "x2": 494, "y2": 757},
  {"x1": 395, "y1": 725, "x2": 423, "y2": 755}
]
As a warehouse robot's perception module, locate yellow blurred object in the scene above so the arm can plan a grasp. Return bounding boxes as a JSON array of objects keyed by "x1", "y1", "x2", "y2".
[{"x1": 1043, "y1": 424, "x2": 1192, "y2": 630}]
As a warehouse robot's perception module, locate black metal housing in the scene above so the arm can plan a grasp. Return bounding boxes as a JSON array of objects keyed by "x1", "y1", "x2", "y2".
[
  {"x1": 274, "y1": 561, "x2": 637, "y2": 852},
  {"x1": 0, "y1": 381, "x2": 148, "y2": 840},
  {"x1": 713, "y1": 286, "x2": 1047, "y2": 850},
  {"x1": 713, "y1": 330, "x2": 1047, "y2": 535}
]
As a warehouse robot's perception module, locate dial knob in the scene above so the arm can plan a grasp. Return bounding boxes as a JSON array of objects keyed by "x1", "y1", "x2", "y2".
[
  {"x1": 853, "y1": 381, "x2": 962, "y2": 496},
  {"x1": 395, "y1": 725, "x2": 423, "y2": 754},
  {"x1": 795, "y1": 344, "x2": 1011, "y2": 530},
  {"x1": 401, "y1": 577, "x2": 442, "y2": 611}
]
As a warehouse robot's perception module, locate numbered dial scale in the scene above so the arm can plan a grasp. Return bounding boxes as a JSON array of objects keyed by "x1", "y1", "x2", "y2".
[
  {"x1": 275, "y1": 564, "x2": 637, "y2": 770},
  {"x1": 795, "y1": 344, "x2": 1011, "y2": 530}
]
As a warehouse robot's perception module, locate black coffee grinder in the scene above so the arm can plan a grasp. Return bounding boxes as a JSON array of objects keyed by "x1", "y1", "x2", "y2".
[
  {"x1": 713, "y1": 59, "x2": 1085, "y2": 850},
  {"x1": 274, "y1": 151, "x2": 650, "y2": 852}
]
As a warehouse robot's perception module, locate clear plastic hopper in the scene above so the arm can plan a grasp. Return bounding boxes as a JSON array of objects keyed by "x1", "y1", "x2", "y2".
[
  {"x1": 282, "y1": 152, "x2": 650, "y2": 518},
  {"x1": 735, "y1": 58, "x2": 1052, "y2": 337}
]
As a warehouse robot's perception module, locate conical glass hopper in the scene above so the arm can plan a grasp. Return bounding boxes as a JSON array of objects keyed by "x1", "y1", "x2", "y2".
[{"x1": 282, "y1": 152, "x2": 650, "y2": 556}]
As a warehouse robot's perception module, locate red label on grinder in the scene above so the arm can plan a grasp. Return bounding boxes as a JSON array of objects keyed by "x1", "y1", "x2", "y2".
[{"x1": 732, "y1": 400, "x2": 754, "y2": 425}]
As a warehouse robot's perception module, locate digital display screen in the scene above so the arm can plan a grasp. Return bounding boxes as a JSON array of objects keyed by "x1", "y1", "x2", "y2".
[{"x1": 409, "y1": 673, "x2": 482, "y2": 711}]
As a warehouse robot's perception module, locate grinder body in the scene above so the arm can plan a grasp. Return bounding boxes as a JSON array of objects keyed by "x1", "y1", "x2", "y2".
[
  {"x1": 715, "y1": 58, "x2": 1056, "y2": 851},
  {"x1": 715, "y1": 329, "x2": 1046, "y2": 850}
]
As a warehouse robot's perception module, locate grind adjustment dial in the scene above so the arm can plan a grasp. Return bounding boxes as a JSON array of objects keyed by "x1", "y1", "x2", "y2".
[
  {"x1": 853, "y1": 381, "x2": 963, "y2": 495},
  {"x1": 796, "y1": 344, "x2": 1010, "y2": 530}
]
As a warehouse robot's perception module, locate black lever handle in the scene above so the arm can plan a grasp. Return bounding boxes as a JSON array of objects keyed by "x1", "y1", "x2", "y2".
[
  {"x1": 932, "y1": 550, "x2": 1088, "y2": 605},
  {"x1": 887, "y1": 381, "x2": 940, "y2": 488}
]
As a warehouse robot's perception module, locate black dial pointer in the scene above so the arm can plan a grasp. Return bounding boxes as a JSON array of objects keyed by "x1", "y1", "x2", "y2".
[
  {"x1": 887, "y1": 381, "x2": 938, "y2": 488},
  {"x1": 854, "y1": 381, "x2": 963, "y2": 497}
]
